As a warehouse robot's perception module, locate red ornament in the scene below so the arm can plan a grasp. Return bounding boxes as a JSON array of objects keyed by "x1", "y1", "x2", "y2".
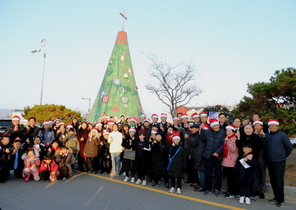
[
  {"x1": 136, "y1": 86, "x2": 138, "y2": 89},
  {"x1": 102, "y1": 95, "x2": 109, "y2": 103}
]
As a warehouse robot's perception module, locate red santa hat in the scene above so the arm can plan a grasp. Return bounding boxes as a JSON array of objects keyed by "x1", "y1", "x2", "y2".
[
  {"x1": 203, "y1": 124, "x2": 210, "y2": 130},
  {"x1": 120, "y1": 114, "x2": 126, "y2": 117},
  {"x1": 226, "y1": 125, "x2": 236, "y2": 131},
  {"x1": 268, "y1": 119, "x2": 279, "y2": 126},
  {"x1": 129, "y1": 118, "x2": 137, "y2": 123},
  {"x1": 66, "y1": 124, "x2": 73, "y2": 128},
  {"x1": 144, "y1": 119, "x2": 151, "y2": 123},
  {"x1": 129, "y1": 127, "x2": 136, "y2": 133},
  {"x1": 91, "y1": 128, "x2": 98, "y2": 133},
  {"x1": 12, "y1": 115, "x2": 21, "y2": 121},
  {"x1": 107, "y1": 120, "x2": 114, "y2": 125},
  {"x1": 209, "y1": 119, "x2": 219, "y2": 127},
  {"x1": 173, "y1": 117, "x2": 179, "y2": 121},
  {"x1": 172, "y1": 135, "x2": 181, "y2": 140},
  {"x1": 151, "y1": 129, "x2": 157, "y2": 134},
  {"x1": 181, "y1": 114, "x2": 188, "y2": 119},
  {"x1": 253, "y1": 121, "x2": 263, "y2": 126},
  {"x1": 191, "y1": 113, "x2": 200, "y2": 118},
  {"x1": 160, "y1": 113, "x2": 167, "y2": 118},
  {"x1": 54, "y1": 118, "x2": 61, "y2": 123},
  {"x1": 95, "y1": 122, "x2": 102, "y2": 126},
  {"x1": 140, "y1": 114, "x2": 146, "y2": 118},
  {"x1": 42, "y1": 120, "x2": 50, "y2": 126},
  {"x1": 57, "y1": 122, "x2": 64, "y2": 127},
  {"x1": 200, "y1": 112, "x2": 208, "y2": 117},
  {"x1": 103, "y1": 129, "x2": 109, "y2": 135},
  {"x1": 151, "y1": 114, "x2": 159, "y2": 119}
]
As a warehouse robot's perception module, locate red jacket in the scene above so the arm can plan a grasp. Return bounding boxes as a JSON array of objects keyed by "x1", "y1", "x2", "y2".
[{"x1": 39, "y1": 160, "x2": 59, "y2": 172}]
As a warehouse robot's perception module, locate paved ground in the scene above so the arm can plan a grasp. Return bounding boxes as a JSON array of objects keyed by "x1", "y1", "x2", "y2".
[{"x1": 1, "y1": 170, "x2": 296, "y2": 210}]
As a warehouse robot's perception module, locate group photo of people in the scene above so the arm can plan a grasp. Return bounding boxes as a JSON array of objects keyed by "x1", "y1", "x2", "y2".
[{"x1": 0, "y1": 112, "x2": 293, "y2": 208}]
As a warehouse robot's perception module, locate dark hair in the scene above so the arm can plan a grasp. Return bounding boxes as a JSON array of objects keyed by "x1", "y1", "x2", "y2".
[
  {"x1": 43, "y1": 155, "x2": 51, "y2": 160},
  {"x1": 252, "y1": 113, "x2": 261, "y2": 119},
  {"x1": 155, "y1": 132, "x2": 162, "y2": 137},
  {"x1": 69, "y1": 128, "x2": 75, "y2": 132},
  {"x1": 28, "y1": 117, "x2": 36, "y2": 122},
  {"x1": 233, "y1": 117, "x2": 241, "y2": 122},
  {"x1": 27, "y1": 149, "x2": 35, "y2": 154},
  {"x1": 60, "y1": 145, "x2": 68, "y2": 149},
  {"x1": 218, "y1": 113, "x2": 227, "y2": 118}
]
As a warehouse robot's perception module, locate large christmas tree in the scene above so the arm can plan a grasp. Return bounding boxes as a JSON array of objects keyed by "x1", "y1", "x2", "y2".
[{"x1": 87, "y1": 30, "x2": 144, "y2": 123}]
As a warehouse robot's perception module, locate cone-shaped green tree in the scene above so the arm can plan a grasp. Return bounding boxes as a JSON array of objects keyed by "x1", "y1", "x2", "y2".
[{"x1": 88, "y1": 30, "x2": 144, "y2": 123}]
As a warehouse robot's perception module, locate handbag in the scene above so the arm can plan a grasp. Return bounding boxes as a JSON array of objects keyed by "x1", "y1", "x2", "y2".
[
  {"x1": 166, "y1": 146, "x2": 182, "y2": 171},
  {"x1": 123, "y1": 149, "x2": 136, "y2": 160}
]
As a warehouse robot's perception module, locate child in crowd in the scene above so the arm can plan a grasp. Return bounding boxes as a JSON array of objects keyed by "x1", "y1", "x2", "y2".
[
  {"x1": 22, "y1": 149, "x2": 41, "y2": 182},
  {"x1": 235, "y1": 142, "x2": 257, "y2": 205},
  {"x1": 56, "y1": 146, "x2": 76, "y2": 181},
  {"x1": 167, "y1": 135, "x2": 185, "y2": 194},
  {"x1": 40, "y1": 155, "x2": 59, "y2": 182},
  {"x1": 122, "y1": 127, "x2": 137, "y2": 183},
  {"x1": 11, "y1": 139, "x2": 24, "y2": 178},
  {"x1": 151, "y1": 132, "x2": 169, "y2": 188},
  {"x1": 0, "y1": 134, "x2": 12, "y2": 182}
]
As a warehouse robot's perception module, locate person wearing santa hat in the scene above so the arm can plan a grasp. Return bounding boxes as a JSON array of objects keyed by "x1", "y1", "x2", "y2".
[
  {"x1": 201, "y1": 118, "x2": 225, "y2": 196},
  {"x1": 71, "y1": 118, "x2": 80, "y2": 132},
  {"x1": 252, "y1": 113, "x2": 268, "y2": 134},
  {"x1": 167, "y1": 135, "x2": 185, "y2": 194},
  {"x1": 97, "y1": 130, "x2": 111, "y2": 174},
  {"x1": 159, "y1": 113, "x2": 170, "y2": 133},
  {"x1": 56, "y1": 123, "x2": 68, "y2": 146},
  {"x1": 137, "y1": 114, "x2": 147, "y2": 131},
  {"x1": 180, "y1": 114, "x2": 189, "y2": 130},
  {"x1": 191, "y1": 113, "x2": 200, "y2": 125},
  {"x1": 200, "y1": 112, "x2": 209, "y2": 131},
  {"x1": 262, "y1": 119, "x2": 293, "y2": 208},
  {"x1": 122, "y1": 127, "x2": 138, "y2": 183},
  {"x1": 38, "y1": 121, "x2": 55, "y2": 146},
  {"x1": 108, "y1": 124, "x2": 123, "y2": 176},
  {"x1": 117, "y1": 114, "x2": 127, "y2": 132},
  {"x1": 5, "y1": 115, "x2": 25, "y2": 144},
  {"x1": 172, "y1": 117, "x2": 181, "y2": 130},
  {"x1": 76, "y1": 121, "x2": 90, "y2": 172},
  {"x1": 222, "y1": 125, "x2": 238, "y2": 198},
  {"x1": 151, "y1": 114, "x2": 160, "y2": 129},
  {"x1": 252, "y1": 120, "x2": 267, "y2": 199}
]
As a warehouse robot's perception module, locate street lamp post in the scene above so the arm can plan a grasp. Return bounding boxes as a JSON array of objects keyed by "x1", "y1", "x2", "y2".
[
  {"x1": 32, "y1": 39, "x2": 46, "y2": 105},
  {"x1": 82, "y1": 97, "x2": 91, "y2": 109}
]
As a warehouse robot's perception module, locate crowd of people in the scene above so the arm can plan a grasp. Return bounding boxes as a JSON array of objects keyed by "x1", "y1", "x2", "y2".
[{"x1": 0, "y1": 112, "x2": 293, "y2": 208}]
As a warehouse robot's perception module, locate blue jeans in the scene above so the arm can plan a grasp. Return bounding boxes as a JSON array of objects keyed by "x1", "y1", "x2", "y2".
[
  {"x1": 111, "y1": 152, "x2": 121, "y2": 175},
  {"x1": 198, "y1": 170, "x2": 205, "y2": 189}
]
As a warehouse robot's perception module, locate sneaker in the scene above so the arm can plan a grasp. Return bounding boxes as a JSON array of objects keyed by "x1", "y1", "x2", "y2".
[
  {"x1": 87, "y1": 171, "x2": 92, "y2": 174},
  {"x1": 131, "y1": 177, "x2": 135, "y2": 183},
  {"x1": 250, "y1": 196, "x2": 257, "y2": 201},
  {"x1": 123, "y1": 176, "x2": 129, "y2": 182},
  {"x1": 122, "y1": 172, "x2": 126, "y2": 176},
  {"x1": 224, "y1": 193, "x2": 235, "y2": 199},
  {"x1": 151, "y1": 181, "x2": 159, "y2": 187},
  {"x1": 142, "y1": 180, "x2": 147, "y2": 186},
  {"x1": 169, "y1": 187, "x2": 175, "y2": 193},
  {"x1": 276, "y1": 202, "x2": 284, "y2": 207},
  {"x1": 214, "y1": 189, "x2": 220, "y2": 197},
  {"x1": 239, "y1": 196, "x2": 245, "y2": 204},
  {"x1": 135, "y1": 179, "x2": 142, "y2": 185},
  {"x1": 62, "y1": 177, "x2": 67, "y2": 181},
  {"x1": 268, "y1": 198, "x2": 277, "y2": 203},
  {"x1": 165, "y1": 183, "x2": 169, "y2": 189},
  {"x1": 176, "y1": 188, "x2": 181, "y2": 194},
  {"x1": 204, "y1": 190, "x2": 211, "y2": 195},
  {"x1": 245, "y1": 197, "x2": 250, "y2": 204}
]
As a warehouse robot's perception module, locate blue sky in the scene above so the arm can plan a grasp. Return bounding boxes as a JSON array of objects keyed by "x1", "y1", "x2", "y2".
[{"x1": 0, "y1": 1, "x2": 295, "y2": 118}]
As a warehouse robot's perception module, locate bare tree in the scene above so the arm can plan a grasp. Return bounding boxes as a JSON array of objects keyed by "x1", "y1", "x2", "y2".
[{"x1": 146, "y1": 55, "x2": 202, "y2": 118}]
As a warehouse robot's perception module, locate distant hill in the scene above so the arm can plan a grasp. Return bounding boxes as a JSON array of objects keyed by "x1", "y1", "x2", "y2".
[{"x1": 0, "y1": 109, "x2": 11, "y2": 118}]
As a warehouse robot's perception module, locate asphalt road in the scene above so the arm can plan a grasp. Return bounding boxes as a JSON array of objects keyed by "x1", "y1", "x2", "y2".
[{"x1": 1, "y1": 171, "x2": 296, "y2": 210}]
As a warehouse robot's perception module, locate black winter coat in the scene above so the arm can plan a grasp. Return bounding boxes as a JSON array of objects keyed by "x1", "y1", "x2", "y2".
[
  {"x1": 167, "y1": 145, "x2": 186, "y2": 178},
  {"x1": 235, "y1": 153, "x2": 257, "y2": 183},
  {"x1": 151, "y1": 140, "x2": 168, "y2": 177},
  {"x1": 22, "y1": 126, "x2": 40, "y2": 144},
  {"x1": 236, "y1": 133, "x2": 262, "y2": 159},
  {"x1": 192, "y1": 130, "x2": 206, "y2": 171},
  {"x1": 5, "y1": 125, "x2": 25, "y2": 144}
]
